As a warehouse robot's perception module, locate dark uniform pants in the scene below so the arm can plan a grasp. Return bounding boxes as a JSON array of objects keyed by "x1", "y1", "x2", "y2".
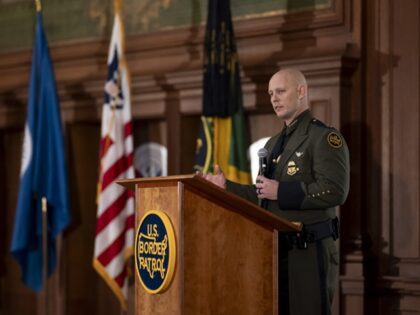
[{"x1": 279, "y1": 237, "x2": 339, "y2": 315}]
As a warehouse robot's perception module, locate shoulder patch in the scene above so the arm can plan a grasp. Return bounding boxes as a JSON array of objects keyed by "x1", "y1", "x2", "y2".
[
  {"x1": 311, "y1": 119, "x2": 327, "y2": 128},
  {"x1": 327, "y1": 132, "x2": 342, "y2": 148}
]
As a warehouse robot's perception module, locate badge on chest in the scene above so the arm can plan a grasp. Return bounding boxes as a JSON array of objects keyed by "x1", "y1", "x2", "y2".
[{"x1": 287, "y1": 160, "x2": 300, "y2": 176}]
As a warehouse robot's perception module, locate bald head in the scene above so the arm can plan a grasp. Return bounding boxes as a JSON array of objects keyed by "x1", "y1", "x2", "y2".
[
  {"x1": 270, "y1": 68, "x2": 307, "y2": 92},
  {"x1": 268, "y1": 68, "x2": 309, "y2": 125}
]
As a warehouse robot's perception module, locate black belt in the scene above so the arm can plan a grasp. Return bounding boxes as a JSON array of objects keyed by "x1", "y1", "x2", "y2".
[{"x1": 280, "y1": 217, "x2": 339, "y2": 250}]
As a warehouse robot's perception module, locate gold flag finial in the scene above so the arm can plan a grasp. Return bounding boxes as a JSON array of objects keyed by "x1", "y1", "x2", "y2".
[
  {"x1": 114, "y1": 0, "x2": 122, "y2": 12},
  {"x1": 35, "y1": 0, "x2": 42, "y2": 12}
]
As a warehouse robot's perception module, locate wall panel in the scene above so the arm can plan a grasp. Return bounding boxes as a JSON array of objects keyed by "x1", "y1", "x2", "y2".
[{"x1": 365, "y1": 0, "x2": 420, "y2": 313}]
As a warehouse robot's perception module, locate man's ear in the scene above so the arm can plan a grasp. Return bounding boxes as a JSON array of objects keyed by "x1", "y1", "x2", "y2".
[{"x1": 297, "y1": 85, "x2": 306, "y2": 100}]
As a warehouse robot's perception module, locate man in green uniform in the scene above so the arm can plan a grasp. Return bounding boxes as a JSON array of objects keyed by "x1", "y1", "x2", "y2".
[{"x1": 202, "y1": 68, "x2": 350, "y2": 315}]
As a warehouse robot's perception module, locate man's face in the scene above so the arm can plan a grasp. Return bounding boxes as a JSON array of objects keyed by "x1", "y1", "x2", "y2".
[{"x1": 268, "y1": 72, "x2": 304, "y2": 124}]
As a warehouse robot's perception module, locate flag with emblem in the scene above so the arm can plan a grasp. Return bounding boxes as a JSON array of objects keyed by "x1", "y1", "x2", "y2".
[
  {"x1": 10, "y1": 4, "x2": 71, "y2": 291},
  {"x1": 194, "y1": 0, "x2": 251, "y2": 184},
  {"x1": 93, "y1": 2, "x2": 135, "y2": 310}
]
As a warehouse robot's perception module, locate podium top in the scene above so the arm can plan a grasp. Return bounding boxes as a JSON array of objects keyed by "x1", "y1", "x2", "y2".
[{"x1": 117, "y1": 174, "x2": 301, "y2": 233}]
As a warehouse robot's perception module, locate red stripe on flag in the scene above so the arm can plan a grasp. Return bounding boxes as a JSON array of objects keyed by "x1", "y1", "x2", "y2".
[
  {"x1": 97, "y1": 230, "x2": 125, "y2": 266},
  {"x1": 125, "y1": 212, "x2": 134, "y2": 230},
  {"x1": 127, "y1": 188, "x2": 134, "y2": 198},
  {"x1": 124, "y1": 121, "x2": 132, "y2": 138},
  {"x1": 115, "y1": 267, "x2": 126, "y2": 287},
  {"x1": 96, "y1": 191, "x2": 131, "y2": 234},
  {"x1": 101, "y1": 153, "x2": 134, "y2": 191}
]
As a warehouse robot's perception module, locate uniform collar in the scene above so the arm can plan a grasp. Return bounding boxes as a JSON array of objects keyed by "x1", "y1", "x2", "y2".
[{"x1": 283, "y1": 109, "x2": 311, "y2": 136}]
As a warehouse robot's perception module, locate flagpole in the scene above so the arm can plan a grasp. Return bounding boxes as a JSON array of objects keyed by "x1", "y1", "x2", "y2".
[
  {"x1": 114, "y1": 0, "x2": 121, "y2": 12},
  {"x1": 36, "y1": 0, "x2": 47, "y2": 310},
  {"x1": 116, "y1": 4, "x2": 126, "y2": 315},
  {"x1": 41, "y1": 196, "x2": 48, "y2": 315},
  {"x1": 36, "y1": 0, "x2": 47, "y2": 312},
  {"x1": 35, "y1": 0, "x2": 41, "y2": 12}
]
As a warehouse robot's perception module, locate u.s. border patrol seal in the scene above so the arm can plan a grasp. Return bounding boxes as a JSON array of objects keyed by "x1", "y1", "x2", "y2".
[
  {"x1": 327, "y1": 132, "x2": 342, "y2": 148},
  {"x1": 135, "y1": 210, "x2": 176, "y2": 294}
]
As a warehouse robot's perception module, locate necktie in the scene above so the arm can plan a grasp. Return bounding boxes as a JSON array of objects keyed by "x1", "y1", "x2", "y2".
[{"x1": 266, "y1": 130, "x2": 288, "y2": 178}]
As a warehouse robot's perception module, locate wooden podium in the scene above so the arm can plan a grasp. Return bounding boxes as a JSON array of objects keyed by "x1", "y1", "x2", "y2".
[{"x1": 119, "y1": 175, "x2": 300, "y2": 315}]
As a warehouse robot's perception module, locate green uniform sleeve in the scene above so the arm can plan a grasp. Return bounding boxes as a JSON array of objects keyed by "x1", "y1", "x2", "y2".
[
  {"x1": 278, "y1": 130, "x2": 350, "y2": 210},
  {"x1": 226, "y1": 180, "x2": 258, "y2": 205}
]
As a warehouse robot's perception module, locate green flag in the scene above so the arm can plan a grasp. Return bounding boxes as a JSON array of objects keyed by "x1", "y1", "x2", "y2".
[{"x1": 195, "y1": 0, "x2": 251, "y2": 184}]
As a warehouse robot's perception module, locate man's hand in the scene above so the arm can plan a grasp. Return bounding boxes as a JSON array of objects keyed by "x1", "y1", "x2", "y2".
[
  {"x1": 255, "y1": 175, "x2": 279, "y2": 200},
  {"x1": 197, "y1": 164, "x2": 226, "y2": 189}
]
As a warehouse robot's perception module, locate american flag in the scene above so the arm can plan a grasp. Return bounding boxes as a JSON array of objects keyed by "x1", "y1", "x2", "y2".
[{"x1": 93, "y1": 10, "x2": 135, "y2": 310}]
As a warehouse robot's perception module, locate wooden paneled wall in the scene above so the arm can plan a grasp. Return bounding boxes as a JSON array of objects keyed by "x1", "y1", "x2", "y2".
[
  {"x1": 1, "y1": 0, "x2": 419, "y2": 314},
  {"x1": 362, "y1": 0, "x2": 420, "y2": 313}
]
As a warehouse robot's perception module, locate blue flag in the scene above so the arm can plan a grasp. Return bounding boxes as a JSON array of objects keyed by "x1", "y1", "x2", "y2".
[{"x1": 10, "y1": 11, "x2": 71, "y2": 292}]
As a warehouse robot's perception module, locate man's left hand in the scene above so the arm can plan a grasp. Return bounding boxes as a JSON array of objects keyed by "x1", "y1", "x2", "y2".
[{"x1": 255, "y1": 175, "x2": 279, "y2": 200}]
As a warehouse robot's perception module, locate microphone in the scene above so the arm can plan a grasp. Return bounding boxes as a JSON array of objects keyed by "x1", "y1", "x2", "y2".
[
  {"x1": 257, "y1": 148, "x2": 268, "y2": 177},
  {"x1": 257, "y1": 148, "x2": 268, "y2": 208}
]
